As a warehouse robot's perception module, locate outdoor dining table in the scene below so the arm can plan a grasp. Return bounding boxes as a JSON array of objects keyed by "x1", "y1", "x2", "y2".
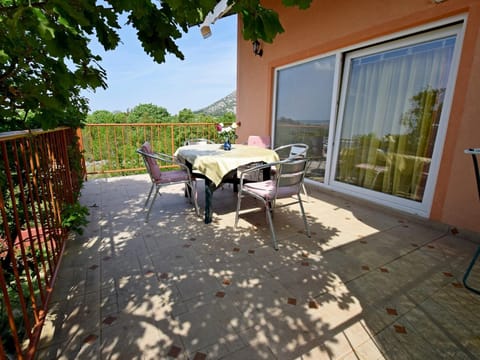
[{"x1": 175, "y1": 143, "x2": 280, "y2": 223}]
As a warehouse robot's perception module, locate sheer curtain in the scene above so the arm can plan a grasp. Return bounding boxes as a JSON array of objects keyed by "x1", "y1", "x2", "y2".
[{"x1": 336, "y1": 36, "x2": 456, "y2": 201}]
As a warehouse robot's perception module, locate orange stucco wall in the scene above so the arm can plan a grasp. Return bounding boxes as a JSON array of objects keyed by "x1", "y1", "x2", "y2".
[{"x1": 236, "y1": 0, "x2": 480, "y2": 233}]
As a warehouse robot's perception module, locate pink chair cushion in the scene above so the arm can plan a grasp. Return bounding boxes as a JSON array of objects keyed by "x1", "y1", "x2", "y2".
[
  {"x1": 244, "y1": 180, "x2": 298, "y2": 200},
  {"x1": 141, "y1": 142, "x2": 162, "y2": 180},
  {"x1": 154, "y1": 170, "x2": 189, "y2": 184},
  {"x1": 247, "y1": 136, "x2": 271, "y2": 148}
]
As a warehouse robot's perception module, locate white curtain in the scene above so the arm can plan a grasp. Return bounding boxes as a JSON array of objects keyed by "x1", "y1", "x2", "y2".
[{"x1": 336, "y1": 36, "x2": 456, "y2": 201}]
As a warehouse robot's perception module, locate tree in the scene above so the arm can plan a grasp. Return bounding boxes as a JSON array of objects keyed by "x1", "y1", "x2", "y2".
[
  {"x1": 0, "y1": 0, "x2": 312, "y2": 131},
  {"x1": 87, "y1": 110, "x2": 115, "y2": 124},
  {"x1": 127, "y1": 103, "x2": 170, "y2": 123},
  {"x1": 177, "y1": 108, "x2": 196, "y2": 123},
  {"x1": 112, "y1": 111, "x2": 128, "y2": 123}
]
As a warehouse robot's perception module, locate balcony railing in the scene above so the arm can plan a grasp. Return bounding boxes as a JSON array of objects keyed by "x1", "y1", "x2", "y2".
[
  {"x1": 79, "y1": 123, "x2": 222, "y2": 175},
  {"x1": 0, "y1": 121, "x2": 327, "y2": 358},
  {"x1": 0, "y1": 122, "x2": 229, "y2": 358},
  {"x1": 0, "y1": 127, "x2": 82, "y2": 359}
]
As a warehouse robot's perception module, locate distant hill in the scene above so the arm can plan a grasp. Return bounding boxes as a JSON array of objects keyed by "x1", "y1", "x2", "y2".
[{"x1": 195, "y1": 91, "x2": 236, "y2": 116}]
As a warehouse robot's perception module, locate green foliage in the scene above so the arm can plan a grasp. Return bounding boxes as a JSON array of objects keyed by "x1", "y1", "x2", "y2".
[
  {"x1": 0, "y1": 0, "x2": 312, "y2": 130},
  {"x1": 0, "y1": 0, "x2": 101, "y2": 129},
  {"x1": 218, "y1": 112, "x2": 236, "y2": 124},
  {"x1": 177, "y1": 108, "x2": 196, "y2": 123},
  {"x1": 240, "y1": 5, "x2": 284, "y2": 43},
  {"x1": 127, "y1": 103, "x2": 171, "y2": 123},
  {"x1": 87, "y1": 110, "x2": 116, "y2": 124},
  {"x1": 1, "y1": 247, "x2": 46, "y2": 357},
  {"x1": 61, "y1": 202, "x2": 89, "y2": 235},
  {"x1": 113, "y1": 111, "x2": 128, "y2": 123},
  {"x1": 85, "y1": 105, "x2": 228, "y2": 124}
]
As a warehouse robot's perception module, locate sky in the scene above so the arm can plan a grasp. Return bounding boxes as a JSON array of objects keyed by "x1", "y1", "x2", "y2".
[{"x1": 82, "y1": 15, "x2": 237, "y2": 115}]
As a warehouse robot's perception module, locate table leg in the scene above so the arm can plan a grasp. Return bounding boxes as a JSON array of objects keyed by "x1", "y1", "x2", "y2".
[
  {"x1": 262, "y1": 167, "x2": 270, "y2": 181},
  {"x1": 204, "y1": 178, "x2": 215, "y2": 224}
]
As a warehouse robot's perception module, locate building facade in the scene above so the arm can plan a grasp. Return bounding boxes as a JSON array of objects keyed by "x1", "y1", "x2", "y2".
[{"x1": 235, "y1": 0, "x2": 480, "y2": 234}]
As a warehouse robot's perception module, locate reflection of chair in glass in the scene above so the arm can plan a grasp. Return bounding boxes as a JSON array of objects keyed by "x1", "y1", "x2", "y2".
[
  {"x1": 137, "y1": 142, "x2": 199, "y2": 222},
  {"x1": 273, "y1": 143, "x2": 309, "y2": 198},
  {"x1": 235, "y1": 157, "x2": 311, "y2": 250},
  {"x1": 355, "y1": 149, "x2": 389, "y2": 190},
  {"x1": 184, "y1": 138, "x2": 214, "y2": 145},
  {"x1": 247, "y1": 135, "x2": 271, "y2": 148}
]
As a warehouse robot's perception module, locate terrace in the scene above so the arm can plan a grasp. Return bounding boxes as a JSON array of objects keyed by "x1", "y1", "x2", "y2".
[{"x1": 36, "y1": 173, "x2": 480, "y2": 359}]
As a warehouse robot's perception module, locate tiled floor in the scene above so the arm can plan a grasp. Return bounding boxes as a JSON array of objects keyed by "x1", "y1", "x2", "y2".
[{"x1": 37, "y1": 174, "x2": 480, "y2": 359}]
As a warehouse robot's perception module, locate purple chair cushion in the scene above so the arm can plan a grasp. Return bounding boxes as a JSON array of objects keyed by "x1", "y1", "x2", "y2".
[
  {"x1": 243, "y1": 180, "x2": 297, "y2": 200},
  {"x1": 154, "y1": 170, "x2": 189, "y2": 184},
  {"x1": 141, "y1": 142, "x2": 162, "y2": 181}
]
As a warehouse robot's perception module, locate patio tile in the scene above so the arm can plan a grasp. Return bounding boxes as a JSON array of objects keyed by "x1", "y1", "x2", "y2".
[
  {"x1": 238, "y1": 318, "x2": 319, "y2": 359},
  {"x1": 37, "y1": 174, "x2": 480, "y2": 359},
  {"x1": 226, "y1": 344, "x2": 277, "y2": 360},
  {"x1": 271, "y1": 260, "x2": 337, "y2": 301},
  {"x1": 100, "y1": 316, "x2": 185, "y2": 359},
  {"x1": 352, "y1": 338, "x2": 386, "y2": 360},
  {"x1": 173, "y1": 267, "x2": 223, "y2": 301},
  {"x1": 172, "y1": 300, "x2": 245, "y2": 355}
]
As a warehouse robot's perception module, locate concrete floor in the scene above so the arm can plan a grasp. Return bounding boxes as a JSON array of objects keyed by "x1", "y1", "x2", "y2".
[{"x1": 37, "y1": 174, "x2": 480, "y2": 359}]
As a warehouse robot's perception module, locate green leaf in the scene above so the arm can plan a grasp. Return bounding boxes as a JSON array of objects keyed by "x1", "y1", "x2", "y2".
[
  {"x1": 31, "y1": 7, "x2": 55, "y2": 40},
  {"x1": 0, "y1": 0, "x2": 307, "y2": 130},
  {"x1": 282, "y1": 0, "x2": 313, "y2": 10}
]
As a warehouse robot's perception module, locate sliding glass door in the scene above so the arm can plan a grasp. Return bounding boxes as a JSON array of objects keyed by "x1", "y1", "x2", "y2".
[
  {"x1": 273, "y1": 55, "x2": 336, "y2": 182},
  {"x1": 273, "y1": 23, "x2": 462, "y2": 215},
  {"x1": 333, "y1": 26, "x2": 459, "y2": 213}
]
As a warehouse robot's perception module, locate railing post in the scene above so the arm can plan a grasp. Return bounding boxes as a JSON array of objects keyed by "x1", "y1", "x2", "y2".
[
  {"x1": 170, "y1": 124, "x2": 175, "y2": 155},
  {"x1": 0, "y1": 127, "x2": 78, "y2": 359}
]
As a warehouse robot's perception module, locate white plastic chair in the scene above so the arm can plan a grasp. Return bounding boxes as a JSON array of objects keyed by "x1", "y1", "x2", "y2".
[
  {"x1": 137, "y1": 142, "x2": 199, "y2": 222},
  {"x1": 235, "y1": 157, "x2": 311, "y2": 250}
]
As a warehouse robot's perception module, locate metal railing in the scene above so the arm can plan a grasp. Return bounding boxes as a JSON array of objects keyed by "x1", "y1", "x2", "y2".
[
  {"x1": 0, "y1": 122, "x2": 328, "y2": 358},
  {"x1": 0, "y1": 127, "x2": 82, "y2": 359},
  {"x1": 79, "y1": 123, "x2": 221, "y2": 175},
  {"x1": 79, "y1": 122, "x2": 332, "y2": 177}
]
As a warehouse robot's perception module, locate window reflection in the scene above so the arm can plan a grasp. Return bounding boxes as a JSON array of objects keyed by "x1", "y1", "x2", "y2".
[{"x1": 274, "y1": 56, "x2": 336, "y2": 182}]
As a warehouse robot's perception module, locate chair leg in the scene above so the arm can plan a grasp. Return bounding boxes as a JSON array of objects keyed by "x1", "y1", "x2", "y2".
[
  {"x1": 189, "y1": 181, "x2": 200, "y2": 216},
  {"x1": 463, "y1": 246, "x2": 480, "y2": 295},
  {"x1": 145, "y1": 187, "x2": 160, "y2": 222},
  {"x1": 145, "y1": 183, "x2": 155, "y2": 208},
  {"x1": 234, "y1": 192, "x2": 243, "y2": 228},
  {"x1": 298, "y1": 195, "x2": 311, "y2": 237},
  {"x1": 264, "y1": 202, "x2": 278, "y2": 250},
  {"x1": 301, "y1": 183, "x2": 309, "y2": 201}
]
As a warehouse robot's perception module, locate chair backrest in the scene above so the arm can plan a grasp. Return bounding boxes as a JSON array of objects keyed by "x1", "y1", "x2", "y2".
[
  {"x1": 137, "y1": 142, "x2": 162, "y2": 181},
  {"x1": 247, "y1": 135, "x2": 271, "y2": 148},
  {"x1": 184, "y1": 138, "x2": 213, "y2": 146},
  {"x1": 275, "y1": 157, "x2": 308, "y2": 199},
  {"x1": 274, "y1": 143, "x2": 309, "y2": 160},
  {"x1": 289, "y1": 144, "x2": 308, "y2": 158}
]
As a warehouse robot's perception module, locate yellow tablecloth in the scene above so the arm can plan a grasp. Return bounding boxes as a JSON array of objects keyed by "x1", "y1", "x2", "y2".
[{"x1": 175, "y1": 143, "x2": 279, "y2": 186}]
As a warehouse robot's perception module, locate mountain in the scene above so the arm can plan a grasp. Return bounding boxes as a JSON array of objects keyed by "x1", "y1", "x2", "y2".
[{"x1": 195, "y1": 91, "x2": 236, "y2": 116}]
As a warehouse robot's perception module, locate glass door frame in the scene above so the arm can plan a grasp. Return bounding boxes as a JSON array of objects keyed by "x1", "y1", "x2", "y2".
[
  {"x1": 330, "y1": 22, "x2": 465, "y2": 217},
  {"x1": 271, "y1": 52, "x2": 342, "y2": 184},
  {"x1": 271, "y1": 16, "x2": 466, "y2": 217}
]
